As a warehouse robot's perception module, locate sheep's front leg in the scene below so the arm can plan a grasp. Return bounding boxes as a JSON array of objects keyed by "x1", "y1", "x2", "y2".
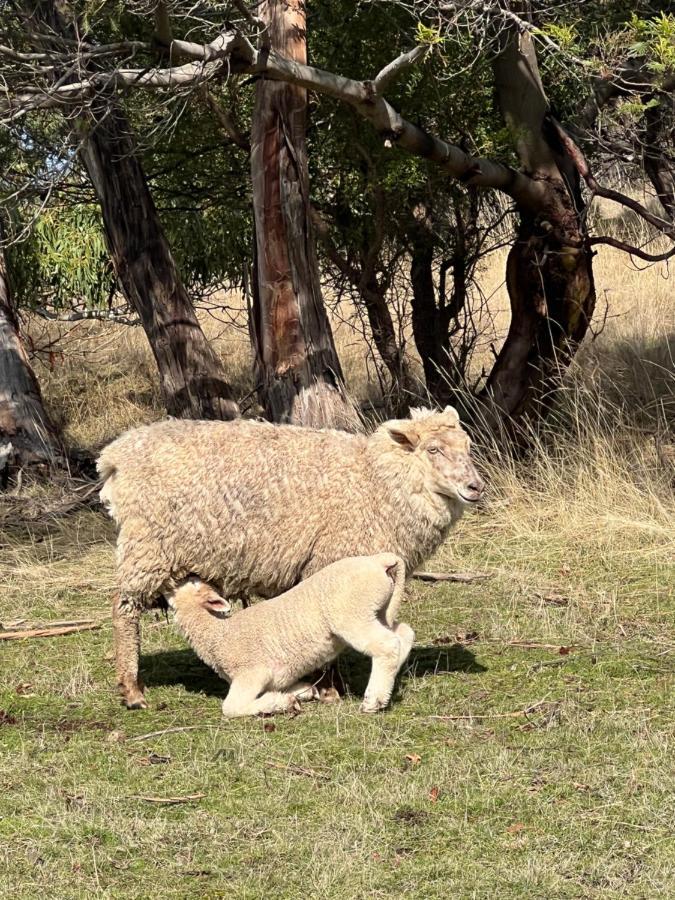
[
  {"x1": 112, "y1": 594, "x2": 146, "y2": 710},
  {"x1": 222, "y1": 670, "x2": 298, "y2": 718},
  {"x1": 286, "y1": 681, "x2": 321, "y2": 702}
]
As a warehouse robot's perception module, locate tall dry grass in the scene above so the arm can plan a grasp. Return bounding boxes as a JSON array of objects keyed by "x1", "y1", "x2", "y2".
[{"x1": 25, "y1": 245, "x2": 674, "y2": 541}]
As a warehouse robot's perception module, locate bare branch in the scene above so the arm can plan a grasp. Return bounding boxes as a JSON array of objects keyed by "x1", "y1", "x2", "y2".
[
  {"x1": 548, "y1": 116, "x2": 675, "y2": 242},
  {"x1": 588, "y1": 236, "x2": 675, "y2": 263},
  {"x1": 0, "y1": 24, "x2": 545, "y2": 209},
  {"x1": 372, "y1": 44, "x2": 428, "y2": 94}
]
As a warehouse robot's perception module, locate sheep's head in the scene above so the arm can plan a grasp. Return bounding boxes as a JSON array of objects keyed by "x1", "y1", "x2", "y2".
[{"x1": 383, "y1": 406, "x2": 485, "y2": 508}]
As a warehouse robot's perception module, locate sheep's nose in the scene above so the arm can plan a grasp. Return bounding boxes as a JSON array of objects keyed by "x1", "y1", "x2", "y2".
[{"x1": 467, "y1": 477, "x2": 485, "y2": 497}]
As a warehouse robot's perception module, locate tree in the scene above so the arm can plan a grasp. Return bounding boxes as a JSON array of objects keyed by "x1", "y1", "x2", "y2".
[
  {"x1": 0, "y1": 220, "x2": 61, "y2": 480},
  {"x1": 1, "y1": 1, "x2": 672, "y2": 427},
  {"x1": 249, "y1": 0, "x2": 355, "y2": 427},
  {"x1": 15, "y1": 2, "x2": 240, "y2": 421},
  {"x1": 77, "y1": 98, "x2": 239, "y2": 420}
]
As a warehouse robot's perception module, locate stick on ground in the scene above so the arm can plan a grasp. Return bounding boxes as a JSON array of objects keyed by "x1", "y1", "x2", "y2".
[
  {"x1": 413, "y1": 571, "x2": 492, "y2": 584},
  {"x1": 0, "y1": 622, "x2": 101, "y2": 640}
]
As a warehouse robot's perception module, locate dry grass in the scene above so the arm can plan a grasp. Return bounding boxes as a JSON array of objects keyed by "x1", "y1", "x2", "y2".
[{"x1": 1, "y1": 245, "x2": 673, "y2": 898}]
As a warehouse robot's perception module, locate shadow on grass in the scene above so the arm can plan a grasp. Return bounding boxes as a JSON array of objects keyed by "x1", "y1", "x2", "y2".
[{"x1": 141, "y1": 643, "x2": 486, "y2": 702}]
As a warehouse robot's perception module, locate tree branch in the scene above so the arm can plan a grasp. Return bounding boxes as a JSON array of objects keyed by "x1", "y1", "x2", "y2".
[
  {"x1": 372, "y1": 44, "x2": 428, "y2": 94},
  {"x1": 588, "y1": 236, "x2": 675, "y2": 263},
  {"x1": 0, "y1": 29, "x2": 545, "y2": 209},
  {"x1": 548, "y1": 116, "x2": 675, "y2": 242}
]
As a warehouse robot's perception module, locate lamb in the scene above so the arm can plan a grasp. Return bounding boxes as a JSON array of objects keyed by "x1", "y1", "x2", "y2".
[
  {"x1": 168, "y1": 554, "x2": 414, "y2": 717},
  {"x1": 98, "y1": 405, "x2": 485, "y2": 709}
]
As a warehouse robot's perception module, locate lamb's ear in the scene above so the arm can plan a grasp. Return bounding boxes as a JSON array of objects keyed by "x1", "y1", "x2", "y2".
[
  {"x1": 202, "y1": 595, "x2": 231, "y2": 614},
  {"x1": 385, "y1": 420, "x2": 420, "y2": 451},
  {"x1": 443, "y1": 405, "x2": 460, "y2": 425}
]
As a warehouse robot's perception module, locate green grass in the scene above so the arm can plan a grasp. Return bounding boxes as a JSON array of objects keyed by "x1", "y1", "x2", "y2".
[{"x1": 1, "y1": 500, "x2": 673, "y2": 899}]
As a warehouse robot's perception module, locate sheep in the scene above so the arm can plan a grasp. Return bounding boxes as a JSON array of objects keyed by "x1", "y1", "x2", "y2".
[
  {"x1": 167, "y1": 554, "x2": 414, "y2": 716},
  {"x1": 98, "y1": 406, "x2": 485, "y2": 709}
]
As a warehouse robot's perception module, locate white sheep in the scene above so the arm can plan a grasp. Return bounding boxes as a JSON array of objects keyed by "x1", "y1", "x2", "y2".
[
  {"x1": 168, "y1": 554, "x2": 414, "y2": 716},
  {"x1": 99, "y1": 406, "x2": 484, "y2": 708}
]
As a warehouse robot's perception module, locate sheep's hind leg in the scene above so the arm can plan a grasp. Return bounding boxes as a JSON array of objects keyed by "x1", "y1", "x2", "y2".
[
  {"x1": 222, "y1": 671, "x2": 298, "y2": 718},
  {"x1": 112, "y1": 594, "x2": 146, "y2": 710}
]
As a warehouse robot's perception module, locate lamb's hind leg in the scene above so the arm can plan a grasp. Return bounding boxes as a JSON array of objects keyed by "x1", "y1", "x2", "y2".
[
  {"x1": 112, "y1": 594, "x2": 146, "y2": 710},
  {"x1": 221, "y1": 670, "x2": 297, "y2": 718},
  {"x1": 338, "y1": 620, "x2": 408, "y2": 713}
]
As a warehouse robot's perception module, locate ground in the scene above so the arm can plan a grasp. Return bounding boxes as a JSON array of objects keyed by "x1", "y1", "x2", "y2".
[{"x1": 1, "y1": 486, "x2": 672, "y2": 898}]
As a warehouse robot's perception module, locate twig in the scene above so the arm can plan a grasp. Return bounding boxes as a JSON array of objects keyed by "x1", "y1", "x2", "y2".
[
  {"x1": 265, "y1": 760, "x2": 330, "y2": 780},
  {"x1": 427, "y1": 700, "x2": 550, "y2": 722},
  {"x1": 127, "y1": 725, "x2": 218, "y2": 743},
  {"x1": 0, "y1": 622, "x2": 101, "y2": 640},
  {"x1": 0, "y1": 618, "x2": 96, "y2": 632},
  {"x1": 413, "y1": 570, "x2": 492, "y2": 584},
  {"x1": 132, "y1": 793, "x2": 205, "y2": 805},
  {"x1": 507, "y1": 641, "x2": 574, "y2": 650}
]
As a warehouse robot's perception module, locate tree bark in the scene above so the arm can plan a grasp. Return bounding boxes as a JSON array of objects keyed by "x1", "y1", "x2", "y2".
[
  {"x1": 643, "y1": 97, "x2": 675, "y2": 223},
  {"x1": 482, "y1": 11, "x2": 596, "y2": 422},
  {"x1": 250, "y1": 0, "x2": 355, "y2": 428},
  {"x1": 0, "y1": 229, "x2": 61, "y2": 479},
  {"x1": 78, "y1": 101, "x2": 239, "y2": 420}
]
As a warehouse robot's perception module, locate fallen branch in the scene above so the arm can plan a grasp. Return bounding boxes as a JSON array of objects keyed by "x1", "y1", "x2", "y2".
[
  {"x1": 265, "y1": 760, "x2": 330, "y2": 781},
  {"x1": 413, "y1": 571, "x2": 492, "y2": 584},
  {"x1": 427, "y1": 700, "x2": 551, "y2": 722},
  {"x1": 507, "y1": 641, "x2": 574, "y2": 651},
  {"x1": 132, "y1": 793, "x2": 205, "y2": 805},
  {"x1": 1, "y1": 618, "x2": 97, "y2": 633},
  {"x1": 127, "y1": 725, "x2": 218, "y2": 743},
  {"x1": 0, "y1": 622, "x2": 101, "y2": 640}
]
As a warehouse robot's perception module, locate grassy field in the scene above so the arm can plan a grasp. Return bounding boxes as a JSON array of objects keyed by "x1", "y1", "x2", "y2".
[{"x1": 1, "y1": 245, "x2": 673, "y2": 898}]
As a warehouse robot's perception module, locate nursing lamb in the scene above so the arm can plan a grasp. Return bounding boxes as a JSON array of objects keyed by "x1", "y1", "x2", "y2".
[
  {"x1": 98, "y1": 406, "x2": 484, "y2": 708},
  {"x1": 168, "y1": 554, "x2": 413, "y2": 716}
]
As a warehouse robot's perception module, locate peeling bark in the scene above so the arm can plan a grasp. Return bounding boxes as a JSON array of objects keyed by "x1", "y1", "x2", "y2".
[
  {"x1": 0, "y1": 230, "x2": 61, "y2": 479},
  {"x1": 79, "y1": 102, "x2": 239, "y2": 421},
  {"x1": 250, "y1": 0, "x2": 356, "y2": 429},
  {"x1": 482, "y1": 10, "x2": 596, "y2": 423}
]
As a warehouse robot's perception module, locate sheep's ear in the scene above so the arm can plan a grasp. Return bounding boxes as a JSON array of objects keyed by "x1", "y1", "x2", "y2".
[
  {"x1": 443, "y1": 405, "x2": 460, "y2": 425},
  {"x1": 385, "y1": 421, "x2": 420, "y2": 451}
]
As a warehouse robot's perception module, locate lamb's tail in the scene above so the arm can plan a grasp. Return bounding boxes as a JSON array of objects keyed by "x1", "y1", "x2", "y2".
[{"x1": 374, "y1": 553, "x2": 406, "y2": 627}]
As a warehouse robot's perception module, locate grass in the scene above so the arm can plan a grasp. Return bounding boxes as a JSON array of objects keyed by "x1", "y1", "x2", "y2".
[{"x1": 1, "y1": 245, "x2": 674, "y2": 898}]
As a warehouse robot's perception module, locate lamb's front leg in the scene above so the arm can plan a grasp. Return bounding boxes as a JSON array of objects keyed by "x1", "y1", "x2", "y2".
[
  {"x1": 221, "y1": 670, "x2": 298, "y2": 718},
  {"x1": 112, "y1": 594, "x2": 146, "y2": 710}
]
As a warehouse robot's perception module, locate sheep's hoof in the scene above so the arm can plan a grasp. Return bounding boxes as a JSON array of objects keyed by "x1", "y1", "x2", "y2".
[
  {"x1": 122, "y1": 688, "x2": 148, "y2": 710},
  {"x1": 319, "y1": 687, "x2": 341, "y2": 704},
  {"x1": 287, "y1": 697, "x2": 303, "y2": 716}
]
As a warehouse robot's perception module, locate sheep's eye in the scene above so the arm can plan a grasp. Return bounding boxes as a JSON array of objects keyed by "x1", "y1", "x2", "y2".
[{"x1": 427, "y1": 447, "x2": 439, "y2": 454}]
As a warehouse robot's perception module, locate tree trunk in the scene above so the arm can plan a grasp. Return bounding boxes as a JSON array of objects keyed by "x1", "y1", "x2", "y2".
[
  {"x1": 0, "y1": 231, "x2": 61, "y2": 480},
  {"x1": 78, "y1": 102, "x2": 239, "y2": 421},
  {"x1": 409, "y1": 208, "x2": 452, "y2": 406},
  {"x1": 643, "y1": 97, "x2": 675, "y2": 222},
  {"x1": 358, "y1": 272, "x2": 415, "y2": 410},
  {"x1": 250, "y1": 0, "x2": 355, "y2": 429},
  {"x1": 482, "y1": 9, "x2": 596, "y2": 423}
]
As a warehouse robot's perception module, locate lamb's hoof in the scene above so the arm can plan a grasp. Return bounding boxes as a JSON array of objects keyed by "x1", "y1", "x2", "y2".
[{"x1": 319, "y1": 687, "x2": 341, "y2": 704}]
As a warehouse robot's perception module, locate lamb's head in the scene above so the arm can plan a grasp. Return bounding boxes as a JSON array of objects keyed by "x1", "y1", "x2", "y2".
[
  {"x1": 167, "y1": 578, "x2": 233, "y2": 618},
  {"x1": 378, "y1": 406, "x2": 485, "y2": 510}
]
